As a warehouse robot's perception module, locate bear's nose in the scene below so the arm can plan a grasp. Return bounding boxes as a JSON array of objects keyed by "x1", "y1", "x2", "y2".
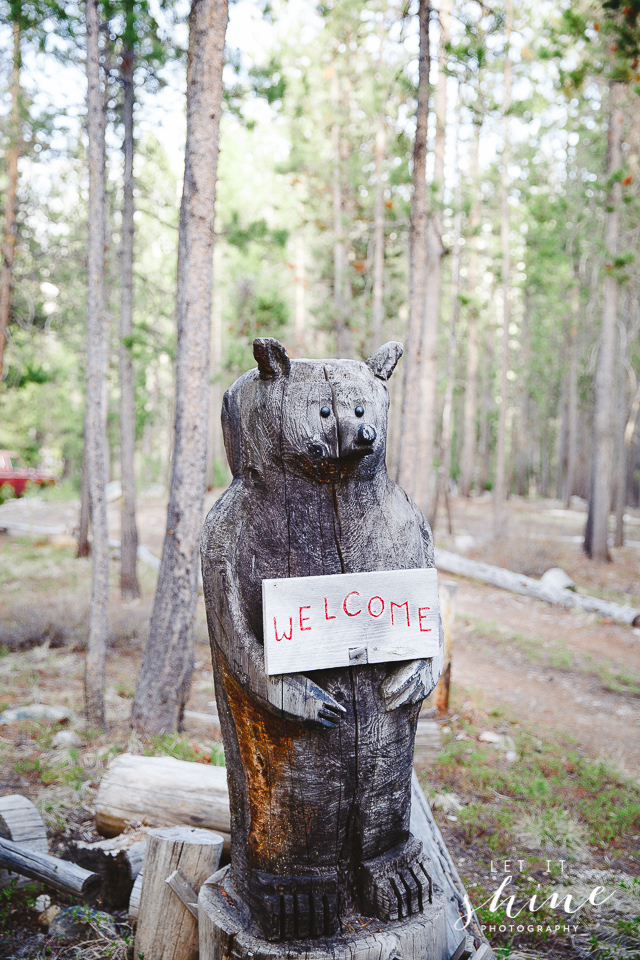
[{"x1": 357, "y1": 424, "x2": 376, "y2": 445}]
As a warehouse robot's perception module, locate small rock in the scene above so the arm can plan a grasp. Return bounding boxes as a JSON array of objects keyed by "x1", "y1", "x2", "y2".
[
  {"x1": 34, "y1": 894, "x2": 51, "y2": 912},
  {"x1": 52, "y1": 729, "x2": 82, "y2": 749},
  {"x1": 506, "y1": 750, "x2": 517, "y2": 762},
  {"x1": 38, "y1": 905, "x2": 61, "y2": 928},
  {"x1": 48, "y1": 906, "x2": 118, "y2": 941},
  {"x1": 0, "y1": 704, "x2": 72, "y2": 725},
  {"x1": 478, "y1": 730, "x2": 501, "y2": 743}
]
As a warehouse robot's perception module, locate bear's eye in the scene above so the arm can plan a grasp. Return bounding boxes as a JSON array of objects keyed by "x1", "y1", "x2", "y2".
[
  {"x1": 355, "y1": 405, "x2": 365, "y2": 418},
  {"x1": 320, "y1": 406, "x2": 332, "y2": 418}
]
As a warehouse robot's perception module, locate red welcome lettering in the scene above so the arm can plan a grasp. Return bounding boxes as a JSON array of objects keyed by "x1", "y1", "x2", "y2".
[
  {"x1": 299, "y1": 606, "x2": 311, "y2": 631},
  {"x1": 274, "y1": 617, "x2": 293, "y2": 642},
  {"x1": 343, "y1": 591, "x2": 362, "y2": 617},
  {"x1": 367, "y1": 596, "x2": 384, "y2": 618},
  {"x1": 390, "y1": 601, "x2": 410, "y2": 627},
  {"x1": 418, "y1": 607, "x2": 432, "y2": 632},
  {"x1": 324, "y1": 598, "x2": 336, "y2": 621}
]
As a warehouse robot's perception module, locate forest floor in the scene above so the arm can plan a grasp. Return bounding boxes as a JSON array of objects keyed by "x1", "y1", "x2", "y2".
[{"x1": 0, "y1": 489, "x2": 639, "y2": 959}]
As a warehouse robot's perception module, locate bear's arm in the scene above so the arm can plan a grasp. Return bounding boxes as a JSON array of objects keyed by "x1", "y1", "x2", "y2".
[
  {"x1": 380, "y1": 500, "x2": 444, "y2": 710},
  {"x1": 201, "y1": 483, "x2": 345, "y2": 728}
]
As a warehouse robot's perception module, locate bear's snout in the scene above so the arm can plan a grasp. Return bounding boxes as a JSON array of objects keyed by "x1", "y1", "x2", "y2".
[{"x1": 357, "y1": 424, "x2": 377, "y2": 445}]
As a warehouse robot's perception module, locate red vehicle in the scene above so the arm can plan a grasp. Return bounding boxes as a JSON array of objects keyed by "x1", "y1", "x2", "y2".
[{"x1": 0, "y1": 450, "x2": 55, "y2": 497}]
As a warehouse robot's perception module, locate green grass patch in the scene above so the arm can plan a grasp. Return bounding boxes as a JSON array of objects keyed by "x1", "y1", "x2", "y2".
[{"x1": 144, "y1": 732, "x2": 225, "y2": 766}]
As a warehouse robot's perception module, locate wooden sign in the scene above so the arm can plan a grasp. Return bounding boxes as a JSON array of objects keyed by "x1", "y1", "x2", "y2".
[{"x1": 262, "y1": 568, "x2": 440, "y2": 676}]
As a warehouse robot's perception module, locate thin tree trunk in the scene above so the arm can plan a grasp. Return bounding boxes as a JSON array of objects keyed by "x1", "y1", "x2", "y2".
[
  {"x1": 84, "y1": 0, "x2": 109, "y2": 727},
  {"x1": 331, "y1": 66, "x2": 350, "y2": 358},
  {"x1": 459, "y1": 122, "x2": 481, "y2": 498},
  {"x1": 132, "y1": 0, "x2": 229, "y2": 735},
  {"x1": 119, "y1": 32, "x2": 141, "y2": 602},
  {"x1": 0, "y1": 21, "x2": 21, "y2": 386},
  {"x1": 584, "y1": 82, "x2": 623, "y2": 561},
  {"x1": 564, "y1": 280, "x2": 579, "y2": 507},
  {"x1": 371, "y1": 113, "x2": 386, "y2": 351},
  {"x1": 433, "y1": 196, "x2": 461, "y2": 533},
  {"x1": 478, "y1": 345, "x2": 491, "y2": 492},
  {"x1": 397, "y1": 0, "x2": 430, "y2": 496},
  {"x1": 207, "y1": 251, "x2": 225, "y2": 488},
  {"x1": 78, "y1": 413, "x2": 92, "y2": 557},
  {"x1": 417, "y1": 0, "x2": 451, "y2": 519},
  {"x1": 492, "y1": 0, "x2": 513, "y2": 536},
  {"x1": 517, "y1": 290, "x2": 531, "y2": 497},
  {"x1": 614, "y1": 313, "x2": 627, "y2": 547}
]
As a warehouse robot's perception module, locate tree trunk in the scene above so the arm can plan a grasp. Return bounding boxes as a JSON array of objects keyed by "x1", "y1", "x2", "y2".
[
  {"x1": 131, "y1": 0, "x2": 229, "y2": 735},
  {"x1": 432, "y1": 183, "x2": 460, "y2": 532},
  {"x1": 0, "y1": 21, "x2": 21, "y2": 387},
  {"x1": 77, "y1": 416, "x2": 91, "y2": 558},
  {"x1": 564, "y1": 280, "x2": 579, "y2": 507},
  {"x1": 417, "y1": 0, "x2": 451, "y2": 519},
  {"x1": 294, "y1": 221, "x2": 306, "y2": 353},
  {"x1": 459, "y1": 122, "x2": 481, "y2": 499},
  {"x1": 614, "y1": 314, "x2": 627, "y2": 547},
  {"x1": 331, "y1": 66, "x2": 350, "y2": 358},
  {"x1": 371, "y1": 113, "x2": 386, "y2": 351},
  {"x1": 84, "y1": 0, "x2": 109, "y2": 728},
  {"x1": 492, "y1": 0, "x2": 513, "y2": 536},
  {"x1": 119, "y1": 34, "x2": 141, "y2": 602},
  {"x1": 584, "y1": 82, "x2": 623, "y2": 561},
  {"x1": 397, "y1": 0, "x2": 430, "y2": 496},
  {"x1": 516, "y1": 291, "x2": 530, "y2": 497}
]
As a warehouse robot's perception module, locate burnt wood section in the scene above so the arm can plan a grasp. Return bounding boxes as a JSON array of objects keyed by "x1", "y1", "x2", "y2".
[{"x1": 201, "y1": 338, "x2": 447, "y2": 954}]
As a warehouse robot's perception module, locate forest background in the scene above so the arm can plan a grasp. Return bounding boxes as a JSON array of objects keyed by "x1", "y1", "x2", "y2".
[{"x1": 1, "y1": 3, "x2": 640, "y2": 957}]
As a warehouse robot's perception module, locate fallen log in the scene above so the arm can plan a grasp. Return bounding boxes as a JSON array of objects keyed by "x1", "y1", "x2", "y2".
[
  {"x1": 0, "y1": 794, "x2": 49, "y2": 889},
  {"x1": 95, "y1": 754, "x2": 230, "y2": 840},
  {"x1": 0, "y1": 836, "x2": 102, "y2": 901},
  {"x1": 135, "y1": 827, "x2": 223, "y2": 960},
  {"x1": 434, "y1": 548, "x2": 640, "y2": 627},
  {"x1": 67, "y1": 829, "x2": 147, "y2": 908}
]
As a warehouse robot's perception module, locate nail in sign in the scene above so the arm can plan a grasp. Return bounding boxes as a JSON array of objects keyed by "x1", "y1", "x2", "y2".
[{"x1": 262, "y1": 567, "x2": 440, "y2": 676}]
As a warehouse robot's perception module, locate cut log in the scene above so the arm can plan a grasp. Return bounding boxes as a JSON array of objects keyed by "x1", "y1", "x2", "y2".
[
  {"x1": 129, "y1": 869, "x2": 143, "y2": 920},
  {"x1": 66, "y1": 829, "x2": 147, "y2": 908},
  {"x1": 435, "y1": 548, "x2": 640, "y2": 627},
  {"x1": 0, "y1": 836, "x2": 102, "y2": 901},
  {"x1": 135, "y1": 826, "x2": 223, "y2": 960},
  {"x1": 0, "y1": 794, "x2": 48, "y2": 889},
  {"x1": 434, "y1": 580, "x2": 457, "y2": 714},
  {"x1": 0, "y1": 704, "x2": 72, "y2": 725},
  {"x1": 94, "y1": 753, "x2": 230, "y2": 839},
  {"x1": 182, "y1": 708, "x2": 221, "y2": 739}
]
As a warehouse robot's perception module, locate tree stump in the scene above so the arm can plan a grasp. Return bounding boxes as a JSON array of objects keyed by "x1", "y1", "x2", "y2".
[
  {"x1": 134, "y1": 826, "x2": 223, "y2": 960},
  {"x1": 0, "y1": 794, "x2": 48, "y2": 889}
]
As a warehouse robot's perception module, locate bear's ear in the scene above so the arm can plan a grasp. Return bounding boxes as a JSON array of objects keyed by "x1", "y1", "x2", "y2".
[
  {"x1": 366, "y1": 341, "x2": 403, "y2": 381},
  {"x1": 253, "y1": 337, "x2": 291, "y2": 381}
]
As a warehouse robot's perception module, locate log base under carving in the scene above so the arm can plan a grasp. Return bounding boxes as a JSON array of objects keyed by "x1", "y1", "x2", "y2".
[{"x1": 199, "y1": 866, "x2": 453, "y2": 960}]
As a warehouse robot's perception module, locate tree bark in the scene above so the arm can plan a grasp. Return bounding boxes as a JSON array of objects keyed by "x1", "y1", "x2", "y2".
[
  {"x1": 77, "y1": 416, "x2": 91, "y2": 557},
  {"x1": 331, "y1": 66, "x2": 350, "y2": 358},
  {"x1": 584, "y1": 82, "x2": 623, "y2": 561},
  {"x1": 0, "y1": 21, "x2": 21, "y2": 387},
  {"x1": 417, "y1": 0, "x2": 451, "y2": 519},
  {"x1": 119, "y1": 31, "x2": 141, "y2": 602},
  {"x1": 84, "y1": 0, "x2": 109, "y2": 728},
  {"x1": 459, "y1": 122, "x2": 481, "y2": 499},
  {"x1": 397, "y1": 0, "x2": 430, "y2": 496},
  {"x1": 371, "y1": 113, "x2": 386, "y2": 351},
  {"x1": 492, "y1": 0, "x2": 513, "y2": 536},
  {"x1": 614, "y1": 311, "x2": 628, "y2": 547},
  {"x1": 564, "y1": 280, "x2": 579, "y2": 507},
  {"x1": 131, "y1": 0, "x2": 229, "y2": 735}
]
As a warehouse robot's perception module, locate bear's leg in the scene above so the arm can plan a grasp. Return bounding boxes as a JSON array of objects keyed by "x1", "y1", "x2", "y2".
[{"x1": 353, "y1": 667, "x2": 431, "y2": 922}]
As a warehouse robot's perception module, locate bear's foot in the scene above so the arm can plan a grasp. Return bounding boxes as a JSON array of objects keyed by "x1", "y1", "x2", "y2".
[
  {"x1": 248, "y1": 869, "x2": 339, "y2": 941},
  {"x1": 360, "y1": 836, "x2": 431, "y2": 922}
]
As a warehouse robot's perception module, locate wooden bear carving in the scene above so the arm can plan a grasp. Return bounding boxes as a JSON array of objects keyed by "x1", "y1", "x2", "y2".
[{"x1": 201, "y1": 338, "x2": 444, "y2": 943}]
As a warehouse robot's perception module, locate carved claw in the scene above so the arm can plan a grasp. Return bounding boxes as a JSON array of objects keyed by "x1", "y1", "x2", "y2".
[
  {"x1": 249, "y1": 871, "x2": 339, "y2": 941},
  {"x1": 360, "y1": 837, "x2": 431, "y2": 922},
  {"x1": 268, "y1": 673, "x2": 346, "y2": 727},
  {"x1": 380, "y1": 659, "x2": 436, "y2": 711}
]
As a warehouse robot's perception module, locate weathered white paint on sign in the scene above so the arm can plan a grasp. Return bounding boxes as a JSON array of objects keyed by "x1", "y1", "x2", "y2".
[{"x1": 262, "y1": 568, "x2": 440, "y2": 676}]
